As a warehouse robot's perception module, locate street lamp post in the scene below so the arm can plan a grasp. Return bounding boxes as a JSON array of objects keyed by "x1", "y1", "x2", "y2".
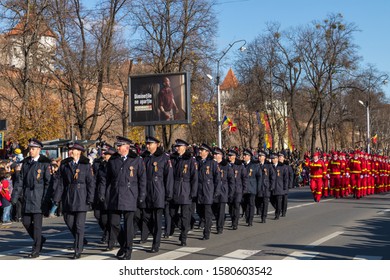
[
  {"x1": 216, "y1": 40, "x2": 246, "y2": 148},
  {"x1": 359, "y1": 100, "x2": 370, "y2": 154}
]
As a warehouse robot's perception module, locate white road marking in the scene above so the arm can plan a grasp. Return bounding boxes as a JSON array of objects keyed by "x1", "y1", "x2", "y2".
[
  {"x1": 146, "y1": 247, "x2": 204, "y2": 260},
  {"x1": 215, "y1": 249, "x2": 261, "y2": 260}
]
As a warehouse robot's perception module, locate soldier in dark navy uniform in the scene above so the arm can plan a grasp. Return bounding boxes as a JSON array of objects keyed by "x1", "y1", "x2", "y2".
[
  {"x1": 270, "y1": 153, "x2": 288, "y2": 220},
  {"x1": 242, "y1": 148, "x2": 261, "y2": 226},
  {"x1": 196, "y1": 143, "x2": 221, "y2": 240},
  {"x1": 142, "y1": 136, "x2": 173, "y2": 253},
  {"x1": 257, "y1": 150, "x2": 275, "y2": 223},
  {"x1": 100, "y1": 136, "x2": 146, "y2": 260},
  {"x1": 227, "y1": 149, "x2": 247, "y2": 230},
  {"x1": 212, "y1": 147, "x2": 234, "y2": 234},
  {"x1": 278, "y1": 152, "x2": 293, "y2": 217},
  {"x1": 54, "y1": 142, "x2": 95, "y2": 259},
  {"x1": 11, "y1": 138, "x2": 51, "y2": 258},
  {"x1": 95, "y1": 144, "x2": 116, "y2": 245},
  {"x1": 170, "y1": 139, "x2": 198, "y2": 246}
]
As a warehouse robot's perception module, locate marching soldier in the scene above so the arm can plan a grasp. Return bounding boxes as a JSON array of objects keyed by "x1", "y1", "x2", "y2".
[
  {"x1": 328, "y1": 151, "x2": 342, "y2": 198},
  {"x1": 322, "y1": 153, "x2": 330, "y2": 197},
  {"x1": 170, "y1": 139, "x2": 198, "y2": 246},
  {"x1": 227, "y1": 149, "x2": 247, "y2": 230},
  {"x1": 100, "y1": 136, "x2": 146, "y2": 260},
  {"x1": 278, "y1": 152, "x2": 293, "y2": 217},
  {"x1": 11, "y1": 138, "x2": 51, "y2": 258},
  {"x1": 308, "y1": 152, "x2": 326, "y2": 202},
  {"x1": 196, "y1": 143, "x2": 221, "y2": 240},
  {"x1": 54, "y1": 142, "x2": 95, "y2": 259},
  {"x1": 270, "y1": 153, "x2": 288, "y2": 219},
  {"x1": 257, "y1": 150, "x2": 275, "y2": 223},
  {"x1": 242, "y1": 148, "x2": 261, "y2": 226},
  {"x1": 212, "y1": 147, "x2": 235, "y2": 234},
  {"x1": 142, "y1": 136, "x2": 173, "y2": 253},
  {"x1": 349, "y1": 150, "x2": 362, "y2": 199}
]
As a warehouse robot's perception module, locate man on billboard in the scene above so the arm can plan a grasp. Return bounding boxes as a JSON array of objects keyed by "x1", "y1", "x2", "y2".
[{"x1": 158, "y1": 77, "x2": 179, "y2": 120}]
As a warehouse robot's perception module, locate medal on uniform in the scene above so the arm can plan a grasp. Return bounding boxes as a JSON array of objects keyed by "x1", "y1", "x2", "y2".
[
  {"x1": 130, "y1": 166, "x2": 134, "y2": 177},
  {"x1": 221, "y1": 170, "x2": 224, "y2": 178},
  {"x1": 183, "y1": 164, "x2": 188, "y2": 174},
  {"x1": 264, "y1": 168, "x2": 268, "y2": 176},
  {"x1": 37, "y1": 169, "x2": 41, "y2": 180},
  {"x1": 249, "y1": 169, "x2": 252, "y2": 176},
  {"x1": 277, "y1": 170, "x2": 280, "y2": 177},
  {"x1": 235, "y1": 170, "x2": 238, "y2": 178},
  {"x1": 206, "y1": 166, "x2": 210, "y2": 175},
  {"x1": 74, "y1": 169, "x2": 80, "y2": 180},
  {"x1": 153, "y1": 162, "x2": 158, "y2": 172}
]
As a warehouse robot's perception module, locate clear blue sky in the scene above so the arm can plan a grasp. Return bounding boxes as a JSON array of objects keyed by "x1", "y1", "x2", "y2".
[{"x1": 215, "y1": 0, "x2": 390, "y2": 97}]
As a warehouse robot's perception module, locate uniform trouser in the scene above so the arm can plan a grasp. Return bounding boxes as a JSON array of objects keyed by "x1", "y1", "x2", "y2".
[
  {"x1": 63, "y1": 211, "x2": 87, "y2": 254},
  {"x1": 164, "y1": 201, "x2": 172, "y2": 236},
  {"x1": 191, "y1": 201, "x2": 199, "y2": 228},
  {"x1": 330, "y1": 175, "x2": 341, "y2": 198},
  {"x1": 310, "y1": 178, "x2": 323, "y2": 202},
  {"x1": 212, "y1": 202, "x2": 226, "y2": 232},
  {"x1": 281, "y1": 194, "x2": 288, "y2": 216},
  {"x1": 255, "y1": 196, "x2": 269, "y2": 221},
  {"x1": 109, "y1": 211, "x2": 135, "y2": 254},
  {"x1": 198, "y1": 204, "x2": 213, "y2": 238},
  {"x1": 350, "y1": 174, "x2": 361, "y2": 198},
  {"x1": 171, "y1": 204, "x2": 191, "y2": 243},
  {"x1": 22, "y1": 213, "x2": 43, "y2": 253},
  {"x1": 142, "y1": 208, "x2": 163, "y2": 248},
  {"x1": 322, "y1": 179, "x2": 329, "y2": 197},
  {"x1": 94, "y1": 208, "x2": 109, "y2": 236},
  {"x1": 272, "y1": 195, "x2": 282, "y2": 218},
  {"x1": 228, "y1": 194, "x2": 242, "y2": 228},
  {"x1": 243, "y1": 193, "x2": 255, "y2": 225}
]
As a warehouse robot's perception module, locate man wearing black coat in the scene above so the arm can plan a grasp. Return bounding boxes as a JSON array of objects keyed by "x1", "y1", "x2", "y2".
[
  {"x1": 257, "y1": 151, "x2": 276, "y2": 223},
  {"x1": 270, "y1": 153, "x2": 289, "y2": 220},
  {"x1": 142, "y1": 136, "x2": 173, "y2": 253},
  {"x1": 278, "y1": 153, "x2": 293, "y2": 217},
  {"x1": 54, "y1": 142, "x2": 95, "y2": 259},
  {"x1": 227, "y1": 149, "x2": 247, "y2": 230},
  {"x1": 11, "y1": 138, "x2": 51, "y2": 258},
  {"x1": 196, "y1": 143, "x2": 221, "y2": 240},
  {"x1": 170, "y1": 139, "x2": 198, "y2": 247},
  {"x1": 212, "y1": 147, "x2": 235, "y2": 234},
  {"x1": 242, "y1": 148, "x2": 261, "y2": 226},
  {"x1": 100, "y1": 136, "x2": 146, "y2": 260}
]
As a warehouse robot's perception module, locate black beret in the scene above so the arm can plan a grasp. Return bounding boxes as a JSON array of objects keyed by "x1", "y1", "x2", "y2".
[
  {"x1": 199, "y1": 143, "x2": 212, "y2": 153},
  {"x1": 28, "y1": 138, "x2": 43, "y2": 148},
  {"x1": 115, "y1": 136, "x2": 133, "y2": 146},
  {"x1": 243, "y1": 148, "x2": 253, "y2": 157},
  {"x1": 174, "y1": 139, "x2": 189, "y2": 147},
  {"x1": 145, "y1": 136, "x2": 160, "y2": 144}
]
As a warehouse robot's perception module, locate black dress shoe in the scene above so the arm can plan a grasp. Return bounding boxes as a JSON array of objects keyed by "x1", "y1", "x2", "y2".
[
  {"x1": 274, "y1": 216, "x2": 279, "y2": 220},
  {"x1": 104, "y1": 246, "x2": 114, "y2": 251},
  {"x1": 217, "y1": 230, "x2": 223, "y2": 234},
  {"x1": 180, "y1": 241, "x2": 187, "y2": 247},
  {"x1": 261, "y1": 219, "x2": 266, "y2": 223},
  {"x1": 28, "y1": 252, "x2": 39, "y2": 258},
  {"x1": 201, "y1": 236, "x2": 209, "y2": 240},
  {"x1": 72, "y1": 253, "x2": 81, "y2": 259},
  {"x1": 150, "y1": 247, "x2": 159, "y2": 253},
  {"x1": 118, "y1": 253, "x2": 132, "y2": 260},
  {"x1": 116, "y1": 248, "x2": 125, "y2": 258},
  {"x1": 232, "y1": 225, "x2": 238, "y2": 230}
]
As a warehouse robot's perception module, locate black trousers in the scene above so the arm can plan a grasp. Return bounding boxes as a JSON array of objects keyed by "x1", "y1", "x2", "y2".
[
  {"x1": 164, "y1": 201, "x2": 172, "y2": 236},
  {"x1": 255, "y1": 196, "x2": 270, "y2": 221},
  {"x1": 212, "y1": 202, "x2": 226, "y2": 232},
  {"x1": 198, "y1": 204, "x2": 212, "y2": 238},
  {"x1": 109, "y1": 211, "x2": 135, "y2": 254},
  {"x1": 281, "y1": 194, "x2": 288, "y2": 216},
  {"x1": 94, "y1": 208, "x2": 109, "y2": 235},
  {"x1": 63, "y1": 211, "x2": 87, "y2": 254},
  {"x1": 142, "y1": 208, "x2": 163, "y2": 248},
  {"x1": 22, "y1": 213, "x2": 43, "y2": 253},
  {"x1": 171, "y1": 204, "x2": 191, "y2": 242},
  {"x1": 243, "y1": 193, "x2": 255, "y2": 225},
  {"x1": 271, "y1": 195, "x2": 283, "y2": 218}
]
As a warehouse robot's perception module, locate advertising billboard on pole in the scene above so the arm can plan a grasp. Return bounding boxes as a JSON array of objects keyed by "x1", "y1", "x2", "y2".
[{"x1": 128, "y1": 72, "x2": 191, "y2": 126}]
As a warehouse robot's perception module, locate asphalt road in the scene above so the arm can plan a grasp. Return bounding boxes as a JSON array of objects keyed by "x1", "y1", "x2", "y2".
[{"x1": 1, "y1": 186, "x2": 390, "y2": 260}]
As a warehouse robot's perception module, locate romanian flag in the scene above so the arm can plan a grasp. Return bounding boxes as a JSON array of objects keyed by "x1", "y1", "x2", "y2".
[
  {"x1": 229, "y1": 123, "x2": 237, "y2": 132},
  {"x1": 261, "y1": 112, "x2": 273, "y2": 149},
  {"x1": 223, "y1": 116, "x2": 232, "y2": 125},
  {"x1": 372, "y1": 134, "x2": 378, "y2": 144}
]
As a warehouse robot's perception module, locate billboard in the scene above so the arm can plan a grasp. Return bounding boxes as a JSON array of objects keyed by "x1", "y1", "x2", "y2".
[{"x1": 128, "y1": 72, "x2": 191, "y2": 126}]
